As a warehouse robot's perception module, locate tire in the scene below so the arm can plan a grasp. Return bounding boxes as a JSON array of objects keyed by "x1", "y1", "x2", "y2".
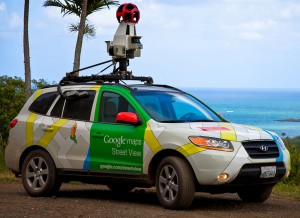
[
  {"x1": 156, "y1": 156, "x2": 195, "y2": 210},
  {"x1": 237, "y1": 185, "x2": 274, "y2": 202},
  {"x1": 107, "y1": 184, "x2": 135, "y2": 192},
  {"x1": 21, "y1": 149, "x2": 62, "y2": 197}
]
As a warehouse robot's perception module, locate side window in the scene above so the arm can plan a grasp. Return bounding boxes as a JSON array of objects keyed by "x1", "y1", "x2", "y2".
[
  {"x1": 50, "y1": 90, "x2": 96, "y2": 121},
  {"x1": 50, "y1": 97, "x2": 64, "y2": 117},
  {"x1": 29, "y1": 92, "x2": 58, "y2": 115},
  {"x1": 99, "y1": 92, "x2": 135, "y2": 123}
]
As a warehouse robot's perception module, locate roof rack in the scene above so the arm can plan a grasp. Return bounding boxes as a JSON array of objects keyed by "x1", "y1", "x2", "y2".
[
  {"x1": 57, "y1": 72, "x2": 153, "y2": 99},
  {"x1": 60, "y1": 73, "x2": 153, "y2": 85}
]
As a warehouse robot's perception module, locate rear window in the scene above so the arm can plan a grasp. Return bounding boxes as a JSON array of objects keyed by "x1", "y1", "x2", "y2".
[
  {"x1": 50, "y1": 90, "x2": 96, "y2": 121},
  {"x1": 29, "y1": 92, "x2": 58, "y2": 115}
]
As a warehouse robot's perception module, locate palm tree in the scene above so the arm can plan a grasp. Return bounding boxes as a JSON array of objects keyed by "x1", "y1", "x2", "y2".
[
  {"x1": 43, "y1": 0, "x2": 119, "y2": 75},
  {"x1": 24, "y1": 0, "x2": 31, "y2": 99},
  {"x1": 73, "y1": 0, "x2": 88, "y2": 75}
]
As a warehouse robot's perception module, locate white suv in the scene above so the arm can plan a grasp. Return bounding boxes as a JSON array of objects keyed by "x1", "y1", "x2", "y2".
[{"x1": 5, "y1": 81, "x2": 290, "y2": 209}]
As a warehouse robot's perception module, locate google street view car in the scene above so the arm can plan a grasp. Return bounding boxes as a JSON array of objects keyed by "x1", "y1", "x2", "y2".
[{"x1": 5, "y1": 3, "x2": 290, "y2": 210}]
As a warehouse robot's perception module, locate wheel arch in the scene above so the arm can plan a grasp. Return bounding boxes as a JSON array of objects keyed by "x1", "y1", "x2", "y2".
[
  {"x1": 148, "y1": 149, "x2": 196, "y2": 184},
  {"x1": 19, "y1": 145, "x2": 52, "y2": 172}
]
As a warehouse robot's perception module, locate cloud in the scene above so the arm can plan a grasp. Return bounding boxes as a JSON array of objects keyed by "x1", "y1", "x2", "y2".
[
  {"x1": 239, "y1": 19, "x2": 277, "y2": 31},
  {"x1": 280, "y1": 3, "x2": 300, "y2": 18},
  {"x1": 9, "y1": 12, "x2": 22, "y2": 28},
  {"x1": 0, "y1": 2, "x2": 6, "y2": 12},
  {"x1": 240, "y1": 32, "x2": 264, "y2": 40},
  {"x1": 223, "y1": 19, "x2": 277, "y2": 41}
]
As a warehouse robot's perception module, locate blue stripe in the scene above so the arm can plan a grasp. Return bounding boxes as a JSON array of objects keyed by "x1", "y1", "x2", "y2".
[
  {"x1": 83, "y1": 148, "x2": 91, "y2": 170},
  {"x1": 265, "y1": 130, "x2": 283, "y2": 162}
]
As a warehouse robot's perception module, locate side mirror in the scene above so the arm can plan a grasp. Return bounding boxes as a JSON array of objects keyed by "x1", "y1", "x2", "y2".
[{"x1": 116, "y1": 112, "x2": 141, "y2": 126}]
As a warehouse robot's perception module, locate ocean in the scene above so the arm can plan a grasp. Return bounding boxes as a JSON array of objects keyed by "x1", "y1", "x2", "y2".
[{"x1": 183, "y1": 88, "x2": 300, "y2": 138}]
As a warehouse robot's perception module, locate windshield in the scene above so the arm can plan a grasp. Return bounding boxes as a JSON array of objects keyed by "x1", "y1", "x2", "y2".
[{"x1": 133, "y1": 91, "x2": 222, "y2": 123}]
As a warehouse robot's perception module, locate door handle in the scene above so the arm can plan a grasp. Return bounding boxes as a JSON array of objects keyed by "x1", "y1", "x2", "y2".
[
  {"x1": 42, "y1": 127, "x2": 54, "y2": 132},
  {"x1": 92, "y1": 132, "x2": 104, "y2": 138}
]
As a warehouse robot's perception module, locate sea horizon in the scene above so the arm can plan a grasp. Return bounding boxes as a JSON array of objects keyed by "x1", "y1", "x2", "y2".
[{"x1": 181, "y1": 87, "x2": 300, "y2": 138}]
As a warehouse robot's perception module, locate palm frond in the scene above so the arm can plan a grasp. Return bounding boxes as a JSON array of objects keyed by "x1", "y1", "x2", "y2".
[
  {"x1": 43, "y1": 0, "x2": 81, "y2": 17},
  {"x1": 68, "y1": 22, "x2": 96, "y2": 38},
  {"x1": 86, "y1": 0, "x2": 119, "y2": 17},
  {"x1": 44, "y1": 0, "x2": 119, "y2": 18}
]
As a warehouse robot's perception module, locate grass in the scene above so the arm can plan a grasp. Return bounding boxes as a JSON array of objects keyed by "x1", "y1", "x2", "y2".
[
  {"x1": 274, "y1": 182, "x2": 300, "y2": 200},
  {"x1": 0, "y1": 141, "x2": 19, "y2": 182}
]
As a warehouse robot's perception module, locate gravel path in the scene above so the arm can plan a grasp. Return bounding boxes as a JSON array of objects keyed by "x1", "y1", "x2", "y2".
[{"x1": 0, "y1": 182, "x2": 299, "y2": 218}]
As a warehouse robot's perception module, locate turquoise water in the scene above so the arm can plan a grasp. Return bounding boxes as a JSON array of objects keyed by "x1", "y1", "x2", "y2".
[{"x1": 184, "y1": 88, "x2": 300, "y2": 138}]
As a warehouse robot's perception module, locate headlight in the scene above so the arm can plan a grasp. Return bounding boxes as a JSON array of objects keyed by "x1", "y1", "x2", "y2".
[{"x1": 189, "y1": 136, "x2": 234, "y2": 152}]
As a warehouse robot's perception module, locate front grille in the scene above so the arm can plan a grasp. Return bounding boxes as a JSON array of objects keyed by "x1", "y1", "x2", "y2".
[{"x1": 242, "y1": 140, "x2": 279, "y2": 159}]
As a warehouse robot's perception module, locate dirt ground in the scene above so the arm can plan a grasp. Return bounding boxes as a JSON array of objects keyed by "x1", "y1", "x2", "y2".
[{"x1": 0, "y1": 182, "x2": 299, "y2": 218}]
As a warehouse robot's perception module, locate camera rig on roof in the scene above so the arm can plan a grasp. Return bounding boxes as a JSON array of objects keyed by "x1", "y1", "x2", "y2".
[{"x1": 58, "y1": 3, "x2": 152, "y2": 99}]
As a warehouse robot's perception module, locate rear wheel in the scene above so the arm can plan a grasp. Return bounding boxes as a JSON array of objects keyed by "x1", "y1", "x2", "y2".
[
  {"x1": 156, "y1": 156, "x2": 195, "y2": 210},
  {"x1": 21, "y1": 149, "x2": 61, "y2": 196},
  {"x1": 237, "y1": 185, "x2": 274, "y2": 202}
]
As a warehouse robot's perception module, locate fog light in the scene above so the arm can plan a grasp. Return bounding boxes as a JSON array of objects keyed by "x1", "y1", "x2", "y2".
[{"x1": 217, "y1": 173, "x2": 229, "y2": 181}]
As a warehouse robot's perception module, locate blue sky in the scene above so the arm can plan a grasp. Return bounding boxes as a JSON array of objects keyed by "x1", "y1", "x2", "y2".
[{"x1": 1, "y1": 0, "x2": 300, "y2": 89}]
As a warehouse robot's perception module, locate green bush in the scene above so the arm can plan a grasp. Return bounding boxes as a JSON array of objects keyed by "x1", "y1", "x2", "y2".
[
  {"x1": 0, "y1": 136, "x2": 8, "y2": 173},
  {"x1": 282, "y1": 137, "x2": 300, "y2": 185},
  {"x1": 0, "y1": 76, "x2": 26, "y2": 142}
]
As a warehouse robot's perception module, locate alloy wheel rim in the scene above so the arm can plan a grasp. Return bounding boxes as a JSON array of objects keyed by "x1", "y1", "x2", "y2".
[
  {"x1": 25, "y1": 157, "x2": 49, "y2": 191},
  {"x1": 158, "y1": 165, "x2": 179, "y2": 202}
]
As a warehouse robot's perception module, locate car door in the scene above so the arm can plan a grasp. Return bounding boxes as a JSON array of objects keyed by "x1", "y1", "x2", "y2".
[
  {"x1": 44, "y1": 89, "x2": 96, "y2": 170},
  {"x1": 87, "y1": 89, "x2": 146, "y2": 174}
]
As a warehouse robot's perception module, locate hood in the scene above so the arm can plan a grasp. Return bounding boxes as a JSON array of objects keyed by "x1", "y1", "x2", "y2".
[{"x1": 189, "y1": 122, "x2": 274, "y2": 142}]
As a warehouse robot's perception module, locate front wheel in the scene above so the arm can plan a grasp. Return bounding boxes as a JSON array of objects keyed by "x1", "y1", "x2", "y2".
[
  {"x1": 156, "y1": 156, "x2": 195, "y2": 210},
  {"x1": 237, "y1": 185, "x2": 274, "y2": 202},
  {"x1": 21, "y1": 149, "x2": 61, "y2": 197}
]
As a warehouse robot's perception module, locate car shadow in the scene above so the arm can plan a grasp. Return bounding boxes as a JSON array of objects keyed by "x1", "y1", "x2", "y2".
[{"x1": 55, "y1": 184, "x2": 247, "y2": 210}]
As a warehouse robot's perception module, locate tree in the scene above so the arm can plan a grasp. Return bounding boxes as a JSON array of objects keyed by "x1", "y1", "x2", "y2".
[
  {"x1": 0, "y1": 76, "x2": 26, "y2": 141},
  {"x1": 24, "y1": 0, "x2": 31, "y2": 99},
  {"x1": 0, "y1": 76, "x2": 55, "y2": 142},
  {"x1": 73, "y1": 0, "x2": 88, "y2": 75},
  {"x1": 32, "y1": 78, "x2": 56, "y2": 91},
  {"x1": 43, "y1": 0, "x2": 119, "y2": 75}
]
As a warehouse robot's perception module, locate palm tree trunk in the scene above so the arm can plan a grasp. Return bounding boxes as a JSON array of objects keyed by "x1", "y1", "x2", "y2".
[
  {"x1": 24, "y1": 0, "x2": 31, "y2": 99},
  {"x1": 72, "y1": 0, "x2": 88, "y2": 76}
]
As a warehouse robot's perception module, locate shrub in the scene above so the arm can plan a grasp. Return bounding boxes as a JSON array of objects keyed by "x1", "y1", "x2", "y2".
[{"x1": 282, "y1": 137, "x2": 300, "y2": 185}]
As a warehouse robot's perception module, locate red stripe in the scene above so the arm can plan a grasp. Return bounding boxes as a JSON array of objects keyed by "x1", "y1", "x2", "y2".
[{"x1": 199, "y1": 127, "x2": 230, "y2": 131}]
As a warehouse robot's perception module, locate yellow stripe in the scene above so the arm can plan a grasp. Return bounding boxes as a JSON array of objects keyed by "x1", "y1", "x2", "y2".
[
  {"x1": 26, "y1": 113, "x2": 38, "y2": 146},
  {"x1": 176, "y1": 143, "x2": 206, "y2": 157},
  {"x1": 34, "y1": 89, "x2": 43, "y2": 100},
  {"x1": 26, "y1": 90, "x2": 43, "y2": 147},
  {"x1": 90, "y1": 86, "x2": 101, "y2": 92},
  {"x1": 37, "y1": 119, "x2": 69, "y2": 148},
  {"x1": 144, "y1": 123, "x2": 163, "y2": 154},
  {"x1": 219, "y1": 123, "x2": 237, "y2": 141}
]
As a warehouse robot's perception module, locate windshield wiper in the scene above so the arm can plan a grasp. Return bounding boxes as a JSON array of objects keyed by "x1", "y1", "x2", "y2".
[
  {"x1": 190, "y1": 119, "x2": 215, "y2": 122},
  {"x1": 159, "y1": 120, "x2": 187, "y2": 123}
]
